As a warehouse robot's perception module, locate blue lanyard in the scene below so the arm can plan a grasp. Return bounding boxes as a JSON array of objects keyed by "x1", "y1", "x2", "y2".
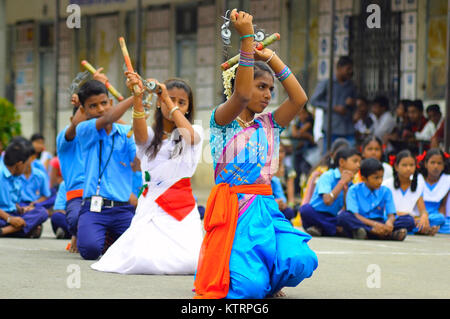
[{"x1": 96, "y1": 134, "x2": 115, "y2": 196}]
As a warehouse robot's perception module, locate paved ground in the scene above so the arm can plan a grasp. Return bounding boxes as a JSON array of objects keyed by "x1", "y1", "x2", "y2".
[{"x1": 1, "y1": 214, "x2": 449, "y2": 300}]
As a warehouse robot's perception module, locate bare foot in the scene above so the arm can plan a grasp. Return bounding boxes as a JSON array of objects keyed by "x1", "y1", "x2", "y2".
[
  {"x1": 273, "y1": 290, "x2": 286, "y2": 298},
  {"x1": 69, "y1": 236, "x2": 79, "y2": 253},
  {"x1": 429, "y1": 226, "x2": 439, "y2": 236}
]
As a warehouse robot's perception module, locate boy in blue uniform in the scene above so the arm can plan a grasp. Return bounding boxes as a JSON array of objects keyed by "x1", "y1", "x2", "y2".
[
  {"x1": 56, "y1": 97, "x2": 88, "y2": 252},
  {"x1": 337, "y1": 158, "x2": 410, "y2": 241},
  {"x1": 19, "y1": 144, "x2": 51, "y2": 208},
  {"x1": 75, "y1": 80, "x2": 135, "y2": 260},
  {"x1": 0, "y1": 141, "x2": 48, "y2": 238}
]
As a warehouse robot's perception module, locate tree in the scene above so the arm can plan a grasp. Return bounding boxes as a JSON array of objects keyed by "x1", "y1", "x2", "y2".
[{"x1": 0, "y1": 97, "x2": 22, "y2": 152}]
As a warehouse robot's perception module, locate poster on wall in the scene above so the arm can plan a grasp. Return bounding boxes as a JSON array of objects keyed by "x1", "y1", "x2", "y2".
[
  {"x1": 94, "y1": 15, "x2": 120, "y2": 93},
  {"x1": 14, "y1": 23, "x2": 35, "y2": 110}
]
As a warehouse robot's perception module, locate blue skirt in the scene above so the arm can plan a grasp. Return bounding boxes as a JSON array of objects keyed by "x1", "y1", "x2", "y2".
[{"x1": 226, "y1": 195, "x2": 318, "y2": 299}]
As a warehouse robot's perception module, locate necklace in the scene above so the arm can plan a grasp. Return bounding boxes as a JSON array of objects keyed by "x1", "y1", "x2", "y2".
[{"x1": 236, "y1": 116, "x2": 255, "y2": 128}]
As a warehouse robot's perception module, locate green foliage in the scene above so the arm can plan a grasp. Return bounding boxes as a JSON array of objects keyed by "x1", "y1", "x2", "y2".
[{"x1": 0, "y1": 97, "x2": 22, "y2": 150}]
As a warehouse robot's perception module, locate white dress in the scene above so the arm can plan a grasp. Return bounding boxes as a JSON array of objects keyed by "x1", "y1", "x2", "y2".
[
  {"x1": 382, "y1": 174, "x2": 425, "y2": 217},
  {"x1": 91, "y1": 125, "x2": 204, "y2": 275}
]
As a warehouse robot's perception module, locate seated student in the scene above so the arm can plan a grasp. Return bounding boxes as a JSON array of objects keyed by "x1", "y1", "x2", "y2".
[
  {"x1": 19, "y1": 141, "x2": 52, "y2": 210},
  {"x1": 382, "y1": 150, "x2": 426, "y2": 235},
  {"x1": 0, "y1": 141, "x2": 48, "y2": 238},
  {"x1": 415, "y1": 104, "x2": 443, "y2": 142},
  {"x1": 30, "y1": 133, "x2": 53, "y2": 173},
  {"x1": 75, "y1": 80, "x2": 135, "y2": 260},
  {"x1": 354, "y1": 136, "x2": 393, "y2": 183},
  {"x1": 299, "y1": 147, "x2": 361, "y2": 237},
  {"x1": 417, "y1": 148, "x2": 449, "y2": 235},
  {"x1": 50, "y1": 181, "x2": 71, "y2": 239},
  {"x1": 353, "y1": 96, "x2": 375, "y2": 147},
  {"x1": 301, "y1": 138, "x2": 350, "y2": 204},
  {"x1": 338, "y1": 158, "x2": 411, "y2": 241},
  {"x1": 371, "y1": 96, "x2": 395, "y2": 141},
  {"x1": 401, "y1": 100, "x2": 428, "y2": 153}
]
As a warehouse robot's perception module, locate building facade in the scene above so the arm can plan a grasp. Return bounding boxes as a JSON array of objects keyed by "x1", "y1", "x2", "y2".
[{"x1": 1, "y1": 0, "x2": 448, "y2": 188}]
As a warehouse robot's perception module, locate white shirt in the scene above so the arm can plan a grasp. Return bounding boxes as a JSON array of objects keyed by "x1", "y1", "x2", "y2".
[
  {"x1": 382, "y1": 174, "x2": 425, "y2": 216},
  {"x1": 422, "y1": 174, "x2": 450, "y2": 203},
  {"x1": 415, "y1": 118, "x2": 443, "y2": 141},
  {"x1": 372, "y1": 111, "x2": 395, "y2": 139}
]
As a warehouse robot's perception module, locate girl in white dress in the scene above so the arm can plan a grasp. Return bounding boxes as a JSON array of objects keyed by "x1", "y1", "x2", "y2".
[
  {"x1": 382, "y1": 150, "x2": 429, "y2": 237},
  {"x1": 417, "y1": 148, "x2": 450, "y2": 235},
  {"x1": 91, "y1": 75, "x2": 204, "y2": 274}
]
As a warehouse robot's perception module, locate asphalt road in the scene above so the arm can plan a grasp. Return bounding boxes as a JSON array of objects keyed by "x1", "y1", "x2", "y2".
[{"x1": 1, "y1": 217, "x2": 449, "y2": 300}]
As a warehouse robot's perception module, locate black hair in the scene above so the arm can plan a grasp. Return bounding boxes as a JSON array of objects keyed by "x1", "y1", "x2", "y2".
[
  {"x1": 372, "y1": 96, "x2": 390, "y2": 110},
  {"x1": 407, "y1": 100, "x2": 424, "y2": 113},
  {"x1": 398, "y1": 99, "x2": 412, "y2": 108},
  {"x1": 426, "y1": 104, "x2": 441, "y2": 115},
  {"x1": 332, "y1": 147, "x2": 361, "y2": 169},
  {"x1": 77, "y1": 80, "x2": 109, "y2": 107},
  {"x1": 337, "y1": 56, "x2": 353, "y2": 68},
  {"x1": 3, "y1": 141, "x2": 30, "y2": 166},
  {"x1": 146, "y1": 78, "x2": 195, "y2": 160},
  {"x1": 361, "y1": 135, "x2": 385, "y2": 161},
  {"x1": 9, "y1": 136, "x2": 35, "y2": 157},
  {"x1": 30, "y1": 133, "x2": 44, "y2": 142},
  {"x1": 393, "y1": 149, "x2": 418, "y2": 191},
  {"x1": 72, "y1": 106, "x2": 79, "y2": 116},
  {"x1": 360, "y1": 158, "x2": 384, "y2": 178},
  {"x1": 418, "y1": 148, "x2": 450, "y2": 179},
  {"x1": 356, "y1": 95, "x2": 368, "y2": 104},
  {"x1": 315, "y1": 138, "x2": 351, "y2": 169},
  {"x1": 230, "y1": 61, "x2": 274, "y2": 93}
]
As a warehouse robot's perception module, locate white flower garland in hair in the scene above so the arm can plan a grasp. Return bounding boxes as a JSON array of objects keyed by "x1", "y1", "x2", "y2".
[{"x1": 222, "y1": 64, "x2": 239, "y2": 100}]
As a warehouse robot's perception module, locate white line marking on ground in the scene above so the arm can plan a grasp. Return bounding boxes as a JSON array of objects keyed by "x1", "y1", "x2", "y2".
[{"x1": 316, "y1": 251, "x2": 450, "y2": 256}]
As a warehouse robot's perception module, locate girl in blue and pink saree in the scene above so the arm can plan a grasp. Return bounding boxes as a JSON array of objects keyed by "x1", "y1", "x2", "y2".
[{"x1": 194, "y1": 10, "x2": 318, "y2": 299}]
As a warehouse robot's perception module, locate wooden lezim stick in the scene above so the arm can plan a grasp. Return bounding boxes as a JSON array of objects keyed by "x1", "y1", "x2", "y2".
[
  {"x1": 119, "y1": 36, "x2": 141, "y2": 95},
  {"x1": 221, "y1": 33, "x2": 281, "y2": 71},
  {"x1": 81, "y1": 60, "x2": 124, "y2": 101}
]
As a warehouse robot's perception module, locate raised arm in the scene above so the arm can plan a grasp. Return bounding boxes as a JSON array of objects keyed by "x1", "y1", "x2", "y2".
[
  {"x1": 65, "y1": 94, "x2": 86, "y2": 141},
  {"x1": 124, "y1": 72, "x2": 147, "y2": 145},
  {"x1": 259, "y1": 50, "x2": 308, "y2": 128},
  {"x1": 214, "y1": 9, "x2": 256, "y2": 126}
]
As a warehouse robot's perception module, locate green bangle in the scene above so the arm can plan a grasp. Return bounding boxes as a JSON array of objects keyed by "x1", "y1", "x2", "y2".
[{"x1": 240, "y1": 34, "x2": 255, "y2": 40}]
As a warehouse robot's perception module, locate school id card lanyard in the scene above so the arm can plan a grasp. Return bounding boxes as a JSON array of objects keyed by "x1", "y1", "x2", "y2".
[{"x1": 90, "y1": 135, "x2": 116, "y2": 213}]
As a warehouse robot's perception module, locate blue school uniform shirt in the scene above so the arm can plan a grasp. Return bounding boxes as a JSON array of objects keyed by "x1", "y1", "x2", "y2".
[
  {"x1": 132, "y1": 171, "x2": 143, "y2": 197},
  {"x1": 346, "y1": 182, "x2": 396, "y2": 220},
  {"x1": 309, "y1": 168, "x2": 350, "y2": 216},
  {"x1": 53, "y1": 181, "x2": 67, "y2": 211},
  {"x1": 271, "y1": 176, "x2": 287, "y2": 203},
  {"x1": 20, "y1": 165, "x2": 51, "y2": 202},
  {"x1": 76, "y1": 119, "x2": 136, "y2": 202},
  {"x1": 56, "y1": 126, "x2": 85, "y2": 192},
  {"x1": 32, "y1": 159, "x2": 49, "y2": 183},
  {"x1": 0, "y1": 160, "x2": 22, "y2": 212}
]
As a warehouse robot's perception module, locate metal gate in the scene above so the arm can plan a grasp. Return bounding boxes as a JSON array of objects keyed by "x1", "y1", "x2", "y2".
[{"x1": 349, "y1": 0, "x2": 401, "y2": 110}]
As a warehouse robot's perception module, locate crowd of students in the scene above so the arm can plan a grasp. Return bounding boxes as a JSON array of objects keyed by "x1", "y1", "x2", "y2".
[{"x1": 0, "y1": 9, "x2": 448, "y2": 299}]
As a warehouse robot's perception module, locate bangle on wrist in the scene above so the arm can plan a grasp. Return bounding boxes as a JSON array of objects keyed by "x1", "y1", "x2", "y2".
[
  {"x1": 275, "y1": 66, "x2": 292, "y2": 82},
  {"x1": 265, "y1": 51, "x2": 276, "y2": 64},
  {"x1": 132, "y1": 108, "x2": 146, "y2": 119},
  {"x1": 7, "y1": 216, "x2": 11, "y2": 223},
  {"x1": 169, "y1": 106, "x2": 180, "y2": 119},
  {"x1": 329, "y1": 192, "x2": 335, "y2": 199},
  {"x1": 239, "y1": 34, "x2": 255, "y2": 40}
]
